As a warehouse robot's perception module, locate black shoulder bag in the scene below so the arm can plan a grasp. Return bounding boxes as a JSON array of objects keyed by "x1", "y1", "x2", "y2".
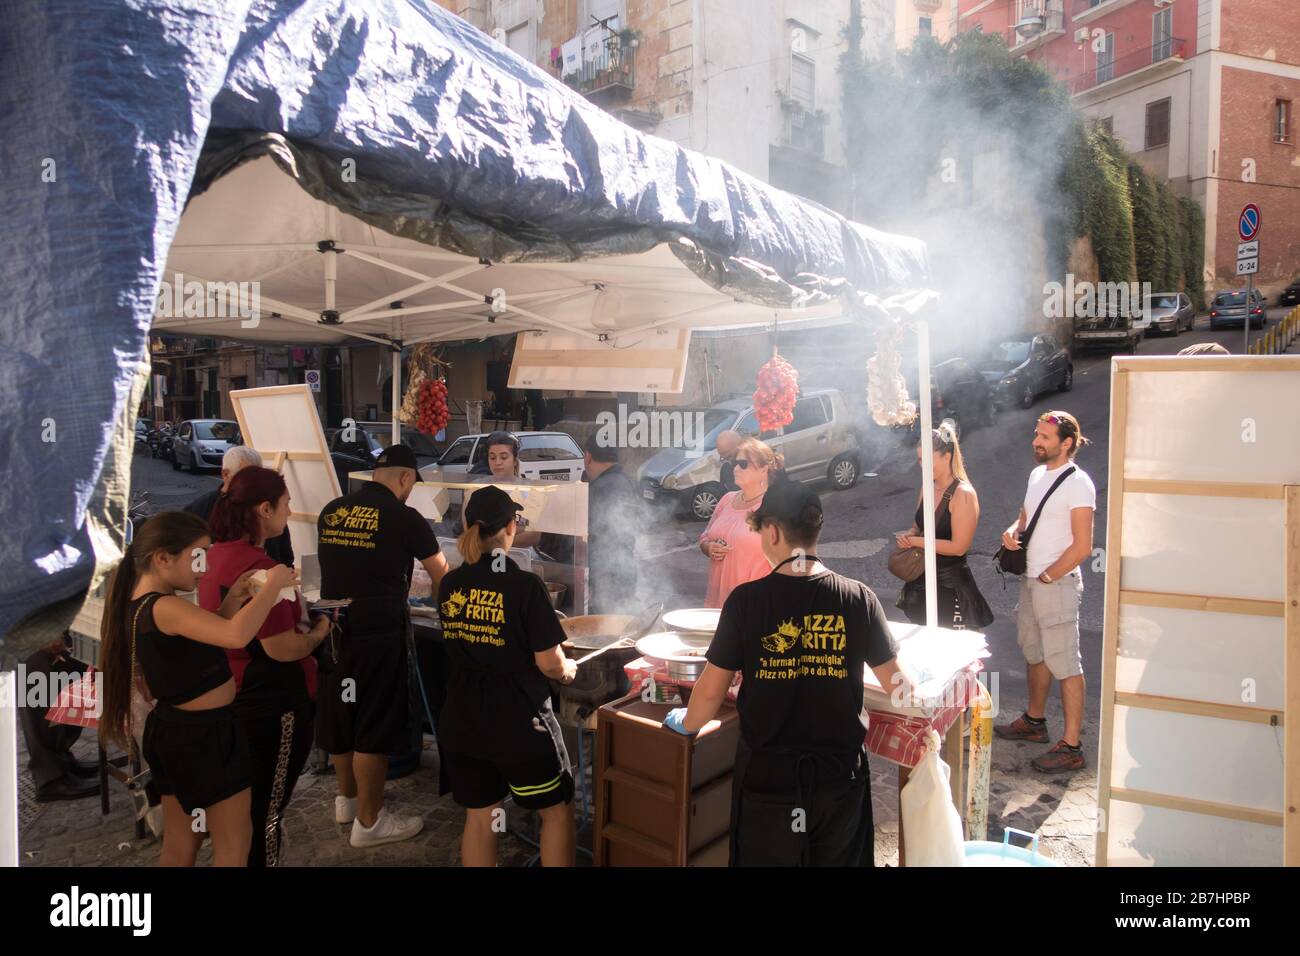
[{"x1": 995, "y1": 466, "x2": 1076, "y2": 577}]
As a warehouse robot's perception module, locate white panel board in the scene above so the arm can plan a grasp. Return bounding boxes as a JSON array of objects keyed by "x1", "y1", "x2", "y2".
[
  {"x1": 1106, "y1": 800, "x2": 1280, "y2": 867},
  {"x1": 508, "y1": 328, "x2": 691, "y2": 394},
  {"x1": 1110, "y1": 705, "x2": 1284, "y2": 812},
  {"x1": 0, "y1": 671, "x2": 16, "y2": 867},
  {"x1": 230, "y1": 385, "x2": 341, "y2": 561},
  {"x1": 351, "y1": 473, "x2": 588, "y2": 537},
  {"x1": 1120, "y1": 493, "x2": 1285, "y2": 601},
  {"x1": 1116, "y1": 604, "x2": 1284, "y2": 709},
  {"x1": 1125, "y1": 370, "x2": 1300, "y2": 484}
]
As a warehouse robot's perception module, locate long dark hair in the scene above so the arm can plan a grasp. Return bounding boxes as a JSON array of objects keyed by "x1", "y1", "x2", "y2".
[
  {"x1": 98, "y1": 511, "x2": 209, "y2": 750},
  {"x1": 209, "y1": 466, "x2": 287, "y2": 544}
]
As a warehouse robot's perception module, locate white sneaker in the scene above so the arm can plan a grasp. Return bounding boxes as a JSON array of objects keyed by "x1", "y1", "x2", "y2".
[
  {"x1": 335, "y1": 795, "x2": 357, "y2": 825},
  {"x1": 349, "y1": 809, "x2": 424, "y2": 848}
]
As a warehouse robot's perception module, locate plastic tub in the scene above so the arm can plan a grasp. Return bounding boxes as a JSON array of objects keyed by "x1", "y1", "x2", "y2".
[{"x1": 963, "y1": 828, "x2": 1059, "y2": 867}]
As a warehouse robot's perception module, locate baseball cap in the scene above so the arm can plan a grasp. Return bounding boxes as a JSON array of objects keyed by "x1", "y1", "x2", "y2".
[
  {"x1": 375, "y1": 444, "x2": 419, "y2": 471},
  {"x1": 464, "y1": 484, "x2": 526, "y2": 532},
  {"x1": 750, "y1": 474, "x2": 822, "y2": 527}
]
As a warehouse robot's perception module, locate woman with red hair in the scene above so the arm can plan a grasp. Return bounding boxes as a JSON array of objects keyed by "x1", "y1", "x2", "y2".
[{"x1": 200, "y1": 466, "x2": 330, "y2": 866}]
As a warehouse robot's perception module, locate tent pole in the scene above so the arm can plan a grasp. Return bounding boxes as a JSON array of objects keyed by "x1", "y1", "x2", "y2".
[
  {"x1": 391, "y1": 343, "x2": 402, "y2": 447},
  {"x1": 917, "y1": 318, "x2": 937, "y2": 629}
]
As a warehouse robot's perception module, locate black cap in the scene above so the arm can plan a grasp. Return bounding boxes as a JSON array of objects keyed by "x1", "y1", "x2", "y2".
[
  {"x1": 374, "y1": 444, "x2": 419, "y2": 471},
  {"x1": 464, "y1": 484, "x2": 525, "y2": 532},
  {"x1": 751, "y1": 475, "x2": 822, "y2": 526}
]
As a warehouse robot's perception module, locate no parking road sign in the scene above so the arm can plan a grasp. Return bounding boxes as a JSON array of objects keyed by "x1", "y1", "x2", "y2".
[{"x1": 1238, "y1": 203, "x2": 1261, "y2": 242}]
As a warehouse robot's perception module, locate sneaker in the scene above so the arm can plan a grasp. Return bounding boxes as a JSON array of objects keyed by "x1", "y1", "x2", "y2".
[
  {"x1": 1032, "y1": 740, "x2": 1086, "y2": 773},
  {"x1": 993, "y1": 712, "x2": 1050, "y2": 743},
  {"x1": 349, "y1": 809, "x2": 424, "y2": 849},
  {"x1": 334, "y1": 795, "x2": 357, "y2": 825}
]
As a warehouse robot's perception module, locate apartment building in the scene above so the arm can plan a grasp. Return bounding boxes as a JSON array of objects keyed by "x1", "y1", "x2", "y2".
[
  {"x1": 434, "y1": 0, "x2": 896, "y2": 214},
  {"x1": 951, "y1": 0, "x2": 1300, "y2": 292},
  {"x1": 897, "y1": 0, "x2": 956, "y2": 49}
]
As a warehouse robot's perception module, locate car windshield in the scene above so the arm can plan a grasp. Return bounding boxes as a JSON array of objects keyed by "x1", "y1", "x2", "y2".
[
  {"x1": 696, "y1": 408, "x2": 744, "y2": 450},
  {"x1": 520, "y1": 434, "x2": 582, "y2": 461},
  {"x1": 1146, "y1": 296, "x2": 1178, "y2": 309},
  {"x1": 987, "y1": 341, "x2": 1031, "y2": 365},
  {"x1": 1215, "y1": 293, "x2": 1247, "y2": 306},
  {"x1": 194, "y1": 421, "x2": 237, "y2": 441}
]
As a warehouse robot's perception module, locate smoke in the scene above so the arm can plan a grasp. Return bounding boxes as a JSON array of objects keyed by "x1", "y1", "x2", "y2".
[{"x1": 842, "y1": 31, "x2": 1082, "y2": 358}]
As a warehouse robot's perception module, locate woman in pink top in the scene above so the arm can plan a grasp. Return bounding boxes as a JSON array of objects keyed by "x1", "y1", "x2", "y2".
[{"x1": 699, "y1": 437, "x2": 784, "y2": 607}]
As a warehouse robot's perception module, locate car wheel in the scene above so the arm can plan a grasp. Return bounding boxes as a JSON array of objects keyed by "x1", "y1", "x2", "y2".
[
  {"x1": 1020, "y1": 384, "x2": 1036, "y2": 409},
  {"x1": 688, "y1": 483, "x2": 725, "y2": 521},
  {"x1": 1059, "y1": 365, "x2": 1073, "y2": 392},
  {"x1": 828, "y1": 454, "x2": 859, "y2": 491}
]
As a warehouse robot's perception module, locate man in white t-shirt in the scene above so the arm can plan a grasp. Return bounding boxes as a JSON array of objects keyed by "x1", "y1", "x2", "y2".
[{"x1": 994, "y1": 411, "x2": 1096, "y2": 773}]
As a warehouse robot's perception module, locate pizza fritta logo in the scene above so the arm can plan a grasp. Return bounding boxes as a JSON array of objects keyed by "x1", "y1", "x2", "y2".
[
  {"x1": 441, "y1": 589, "x2": 467, "y2": 619},
  {"x1": 324, "y1": 505, "x2": 351, "y2": 528},
  {"x1": 761, "y1": 619, "x2": 801, "y2": 654}
]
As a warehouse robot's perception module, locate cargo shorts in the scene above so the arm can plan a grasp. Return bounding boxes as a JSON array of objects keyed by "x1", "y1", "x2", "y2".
[{"x1": 1015, "y1": 571, "x2": 1084, "y2": 680}]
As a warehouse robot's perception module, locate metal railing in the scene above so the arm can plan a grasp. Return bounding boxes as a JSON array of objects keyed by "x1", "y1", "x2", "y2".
[
  {"x1": 778, "y1": 106, "x2": 826, "y2": 156},
  {"x1": 562, "y1": 36, "x2": 635, "y2": 98},
  {"x1": 1069, "y1": 37, "x2": 1185, "y2": 94}
]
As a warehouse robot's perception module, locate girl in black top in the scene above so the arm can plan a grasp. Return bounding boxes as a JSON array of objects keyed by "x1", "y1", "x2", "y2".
[
  {"x1": 99, "y1": 511, "x2": 297, "y2": 866},
  {"x1": 894, "y1": 422, "x2": 994, "y2": 630}
]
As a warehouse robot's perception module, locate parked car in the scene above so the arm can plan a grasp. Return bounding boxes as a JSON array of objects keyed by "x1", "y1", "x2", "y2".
[
  {"x1": 639, "y1": 388, "x2": 862, "y2": 521},
  {"x1": 1073, "y1": 310, "x2": 1140, "y2": 353},
  {"x1": 171, "y1": 419, "x2": 240, "y2": 472},
  {"x1": 1209, "y1": 289, "x2": 1265, "y2": 330},
  {"x1": 420, "y1": 431, "x2": 586, "y2": 486},
  {"x1": 979, "y1": 334, "x2": 1073, "y2": 409},
  {"x1": 1279, "y1": 279, "x2": 1300, "y2": 307},
  {"x1": 897, "y1": 358, "x2": 997, "y2": 440},
  {"x1": 1144, "y1": 292, "x2": 1195, "y2": 335}
]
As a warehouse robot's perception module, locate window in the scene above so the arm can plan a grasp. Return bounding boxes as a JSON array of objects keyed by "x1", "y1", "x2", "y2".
[
  {"x1": 1145, "y1": 97, "x2": 1171, "y2": 149},
  {"x1": 735, "y1": 410, "x2": 761, "y2": 436},
  {"x1": 1153, "y1": 7, "x2": 1173, "y2": 61},
  {"x1": 439, "y1": 438, "x2": 475, "y2": 466},
  {"x1": 1096, "y1": 32, "x2": 1115, "y2": 85},
  {"x1": 1097, "y1": 116, "x2": 1114, "y2": 134},
  {"x1": 506, "y1": 22, "x2": 531, "y2": 61},
  {"x1": 790, "y1": 52, "x2": 815, "y2": 110},
  {"x1": 918, "y1": 17, "x2": 932, "y2": 36},
  {"x1": 519, "y1": 434, "x2": 582, "y2": 462},
  {"x1": 788, "y1": 396, "x2": 829, "y2": 433},
  {"x1": 1276, "y1": 99, "x2": 1293, "y2": 143}
]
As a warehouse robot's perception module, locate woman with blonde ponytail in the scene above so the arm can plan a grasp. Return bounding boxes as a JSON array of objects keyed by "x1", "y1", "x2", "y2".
[
  {"x1": 892, "y1": 421, "x2": 993, "y2": 630},
  {"x1": 98, "y1": 510, "x2": 297, "y2": 866}
]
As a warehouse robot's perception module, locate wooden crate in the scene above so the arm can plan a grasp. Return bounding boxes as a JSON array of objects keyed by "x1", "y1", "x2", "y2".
[{"x1": 594, "y1": 694, "x2": 739, "y2": 866}]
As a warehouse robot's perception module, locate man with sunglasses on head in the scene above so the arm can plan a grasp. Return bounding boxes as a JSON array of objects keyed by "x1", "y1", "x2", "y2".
[{"x1": 994, "y1": 411, "x2": 1096, "y2": 773}]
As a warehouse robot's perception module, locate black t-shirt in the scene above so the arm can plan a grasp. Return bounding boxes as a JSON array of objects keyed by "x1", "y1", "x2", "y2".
[
  {"x1": 436, "y1": 554, "x2": 566, "y2": 707},
  {"x1": 706, "y1": 569, "x2": 898, "y2": 755},
  {"x1": 317, "y1": 481, "x2": 439, "y2": 634}
]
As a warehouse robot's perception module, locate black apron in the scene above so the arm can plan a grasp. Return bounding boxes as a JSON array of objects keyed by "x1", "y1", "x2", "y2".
[{"x1": 728, "y1": 557, "x2": 875, "y2": 867}]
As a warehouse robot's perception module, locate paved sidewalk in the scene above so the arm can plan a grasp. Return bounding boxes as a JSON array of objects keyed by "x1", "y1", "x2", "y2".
[{"x1": 18, "y1": 687, "x2": 1097, "y2": 867}]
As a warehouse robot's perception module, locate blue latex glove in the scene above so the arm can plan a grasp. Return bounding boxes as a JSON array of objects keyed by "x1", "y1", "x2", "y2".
[{"x1": 663, "y1": 708, "x2": 696, "y2": 736}]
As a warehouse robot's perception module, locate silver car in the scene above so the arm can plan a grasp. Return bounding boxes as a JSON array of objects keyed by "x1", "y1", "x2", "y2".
[
  {"x1": 638, "y1": 388, "x2": 862, "y2": 520},
  {"x1": 419, "y1": 431, "x2": 586, "y2": 485},
  {"x1": 171, "y1": 419, "x2": 240, "y2": 472},
  {"x1": 1144, "y1": 292, "x2": 1194, "y2": 335}
]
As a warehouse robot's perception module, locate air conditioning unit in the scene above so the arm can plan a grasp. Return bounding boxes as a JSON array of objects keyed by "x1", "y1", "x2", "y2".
[{"x1": 1074, "y1": 27, "x2": 1090, "y2": 43}]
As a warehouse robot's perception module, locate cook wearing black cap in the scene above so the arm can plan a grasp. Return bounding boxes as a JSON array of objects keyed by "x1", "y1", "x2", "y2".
[
  {"x1": 437, "y1": 484, "x2": 578, "y2": 867},
  {"x1": 664, "y1": 476, "x2": 913, "y2": 867},
  {"x1": 315, "y1": 444, "x2": 449, "y2": 848}
]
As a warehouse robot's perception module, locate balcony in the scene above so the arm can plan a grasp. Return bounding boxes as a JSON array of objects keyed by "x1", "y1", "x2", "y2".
[
  {"x1": 1007, "y1": 1, "x2": 1066, "y2": 56},
  {"x1": 1072, "y1": 0, "x2": 1141, "y2": 28},
  {"x1": 912, "y1": 0, "x2": 943, "y2": 10},
  {"x1": 778, "y1": 104, "x2": 826, "y2": 156},
  {"x1": 562, "y1": 35, "x2": 635, "y2": 103},
  {"x1": 1069, "y1": 37, "x2": 1186, "y2": 97}
]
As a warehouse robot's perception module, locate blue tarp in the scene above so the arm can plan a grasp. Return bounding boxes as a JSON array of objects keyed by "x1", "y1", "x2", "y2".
[{"x1": 0, "y1": 0, "x2": 929, "y2": 640}]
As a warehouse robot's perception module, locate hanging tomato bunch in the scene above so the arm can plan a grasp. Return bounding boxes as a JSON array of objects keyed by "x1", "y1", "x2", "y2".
[
  {"x1": 752, "y1": 351, "x2": 798, "y2": 432},
  {"x1": 417, "y1": 378, "x2": 449, "y2": 435}
]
